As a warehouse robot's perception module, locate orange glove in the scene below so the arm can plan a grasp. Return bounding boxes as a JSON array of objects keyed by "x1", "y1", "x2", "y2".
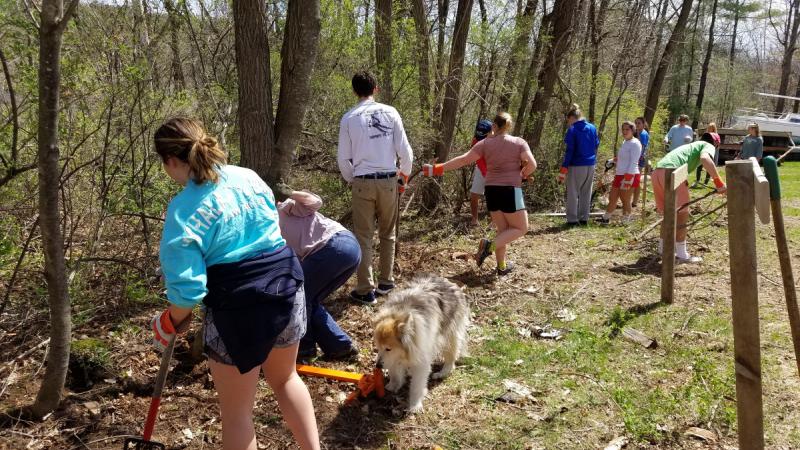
[
  {"x1": 422, "y1": 164, "x2": 444, "y2": 177},
  {"x1": 557, "y1": 167, "x2": 568, "y2": 183},
  {"x1": 397, "y1": 172, "x2": 409, "y2": 193},
  {"x1": 713, "y1": 176, "x2": 727, "y2": 194}
]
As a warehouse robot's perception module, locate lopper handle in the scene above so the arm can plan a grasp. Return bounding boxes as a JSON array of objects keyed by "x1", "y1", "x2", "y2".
[
  {"x1": 763, "y1": 156, "x2": 781, "y2": 201},
  {"x1": 143, "y1": 333, "x2": 177, "y2": 441}
]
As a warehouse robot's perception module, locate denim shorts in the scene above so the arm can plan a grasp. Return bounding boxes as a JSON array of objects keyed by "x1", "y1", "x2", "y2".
[{"x1": 204, "y1": 287, "x2": 307, "y2": 366}]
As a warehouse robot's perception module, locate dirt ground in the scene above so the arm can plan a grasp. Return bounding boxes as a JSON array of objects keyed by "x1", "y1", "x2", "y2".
[{"x1": 2, "y1": 182, "x2": 800, "y2": 449}]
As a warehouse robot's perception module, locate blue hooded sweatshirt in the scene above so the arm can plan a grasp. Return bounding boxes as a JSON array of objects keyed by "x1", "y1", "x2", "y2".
[{"x1": 562, "y1": 119, "x2": 600, "y2": 168}]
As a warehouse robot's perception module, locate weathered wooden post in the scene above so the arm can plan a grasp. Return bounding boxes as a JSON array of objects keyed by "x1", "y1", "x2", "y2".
[
  {"x1": 763, "y1": 156, "x2": 800, "y2": 378},
  {"x1": 726, "y1": 159, "x2": 764, "y2": 449},
  {"x1": 660, "y1": 164, "x2": 686, "y2": 304}
]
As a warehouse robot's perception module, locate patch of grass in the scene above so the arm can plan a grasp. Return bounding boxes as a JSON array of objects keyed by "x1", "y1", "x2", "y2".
[{"x1": 71, "y1": 338, "x2": 112, "y2": 367}]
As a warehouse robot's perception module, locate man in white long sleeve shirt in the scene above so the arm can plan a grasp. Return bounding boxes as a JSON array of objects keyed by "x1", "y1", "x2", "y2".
[
  {"x1": 664, "y1": 114, "x2": 695, "y2": 152},
  {"x1": 337, "y1": 71, "x2": 414, "y2": 305}
]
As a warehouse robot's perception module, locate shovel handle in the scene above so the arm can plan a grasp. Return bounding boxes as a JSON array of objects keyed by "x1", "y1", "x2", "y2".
[
  {"x1": 143, "y1": 333, "x2": 177, "y2": 441},
  {"x1": 763, "y1": 156, "x2": 780, "y2": 200}
]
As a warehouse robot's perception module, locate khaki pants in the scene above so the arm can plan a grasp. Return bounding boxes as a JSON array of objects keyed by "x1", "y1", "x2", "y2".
[{"x1": 351, "y1": 177, "x2": 397, "y2": 294}]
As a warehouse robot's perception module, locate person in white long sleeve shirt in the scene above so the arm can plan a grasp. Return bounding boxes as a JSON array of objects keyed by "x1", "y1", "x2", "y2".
[
  {"x1": 337, "y1": 71, "x2": 414, "y2": 305},
  {"x1": 663, "y1": 114, "x2": 694, "y2": 152},
  {"x1": 598, "y1": 121, "x2": 642, "y2": 223}
]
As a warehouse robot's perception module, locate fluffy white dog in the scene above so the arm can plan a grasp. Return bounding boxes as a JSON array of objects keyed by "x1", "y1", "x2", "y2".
[{"x1": 373, "y1": 275, "x2": 469, "y2": 412}]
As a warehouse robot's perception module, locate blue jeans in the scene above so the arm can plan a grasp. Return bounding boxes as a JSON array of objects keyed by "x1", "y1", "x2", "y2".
[{"x1": 299, "y1": 231, "x2": 361, "y2": 356}]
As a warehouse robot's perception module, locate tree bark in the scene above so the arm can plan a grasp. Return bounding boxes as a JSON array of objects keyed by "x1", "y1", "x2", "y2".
[
  {"x1": 683, "y1": 2, "x2": 702, "y2": 105},
  {"x1": 268, "y1": 0, "x2": 321, "y2": 197},
  {"x1": 647, "y1": 0, "x2": 670, "y2": 89},
  {"x1": 693, "y1": 0, "x2": 719, "y2": 129},
  {"x1": 514, "y1": 12, "x2": 550, "y2": 135},
  {"x1": 164, "y1": 0, "x2": 186, "y2": 90},
  {"x1": 775, "y1": 0, "x2": 800, "y2": 112},
  {"x1": 643, "y1": 0, "x2": 694, "y2": 126},
  {"x1": 434, "y1": 0, "x2": 474, "y2": 162},
  {"x1": 434, "y1": 0, "x2": 449, "y2": 108},
  {"x1": 721, "y1": 1, "x2": 741, "y2": 124},
  {"x1": 375, "y1": 0, "x2": 393, "y2": 103},
  {"x1": 523, "y1": 0, "x2": 579, "y2": 148},
  {"x1": 31, "y1": 0, "x2": 78, "y2": 419},
  {"x1": 410, "y1": 0, "x2": 432, "y2": 119},
  {"x1": 588, "y1": 0, "x2": 609, "y2": 123},
  {"x1": 497, "y1": 0, "x2": 538, "y2": 111},
  {"x1": 234, "y1": 0, "x2": 274, "y2": 179}
]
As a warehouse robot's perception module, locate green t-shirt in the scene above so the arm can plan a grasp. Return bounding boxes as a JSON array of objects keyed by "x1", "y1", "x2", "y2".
[{"x1": 656, "y1": 141, "x2": 715, "y2": 173}]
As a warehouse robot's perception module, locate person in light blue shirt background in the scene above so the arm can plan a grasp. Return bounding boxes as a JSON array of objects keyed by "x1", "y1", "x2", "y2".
[
  {"x1": 664, "y1": 114, "x2": 695, "y2": 152},
  {"x1": 150, "y1": 117, "x2": 320, "y2": 450}
]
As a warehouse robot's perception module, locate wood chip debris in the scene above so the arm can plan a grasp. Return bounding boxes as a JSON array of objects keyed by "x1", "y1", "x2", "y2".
[
  {"x1": 621, "y1": 327, "x2": 657, "y2": 349},
  {"x1": 603, "y1": 436, "x2": 628, "y2": 450},
  {"x1": 684, "y1": 426, "x2": 717, "y2": 442},
  {"x1": 496, "y1": 379, "x2": 537, "y2": 404}
]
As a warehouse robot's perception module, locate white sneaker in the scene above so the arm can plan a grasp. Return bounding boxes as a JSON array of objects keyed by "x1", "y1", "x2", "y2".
[
  {"x1": 621, "y1": 215, "x2": 634, "y2": 224},
  {"x1": 676, "y1": 255, "x2": 703, "y2": 264}
]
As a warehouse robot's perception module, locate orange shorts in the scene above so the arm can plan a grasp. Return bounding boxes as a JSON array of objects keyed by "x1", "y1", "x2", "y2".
[{"x1": 651, "y1": 168, "x2": 689, "y2": 214}]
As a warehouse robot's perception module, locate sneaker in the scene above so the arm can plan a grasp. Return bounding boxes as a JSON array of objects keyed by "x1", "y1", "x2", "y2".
[
  {"x1": 350, "y1": 290, "x2": 377, "y2": 305},
  {"x1": 496, "y1": 262, "x2": 515, "y2": 276},
  {"x1": 594, "y1": 216, "x2": 610, "y2": 224},
  {"x1": 321, "y1": 345, "x2": 359, "y2": 362},
  {"x1": 375, "y1": 283, "x2": 395, "y2": 296},
  {"x1": 690, "y1": 181, "x2": 701, "y2": 189},
  {"x1": 475, "y1": 238, "x2": 493, "y2": 267},
  {"x1": 676, "y1": 255, "x2": 703, "y2": 264},
  {"x1": 296, "y1": 348, "x2": 317, "y2": 364},
  {"x1": 621, "y1": 215, "x2": 634, "y2": 224}
]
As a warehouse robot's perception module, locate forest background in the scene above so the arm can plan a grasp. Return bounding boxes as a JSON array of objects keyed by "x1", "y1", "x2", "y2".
[{"x1": 1, "y1": 0, "x2": 800, "y2": 441}]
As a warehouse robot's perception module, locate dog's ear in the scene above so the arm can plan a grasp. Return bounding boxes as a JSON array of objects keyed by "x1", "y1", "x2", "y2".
[{"x1": 397, "y1": 313, "x2": 415, "y2": 348}]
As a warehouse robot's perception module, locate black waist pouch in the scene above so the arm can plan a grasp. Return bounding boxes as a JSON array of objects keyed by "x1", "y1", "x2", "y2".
[{"x1": 204, "y1": 245, "x2": 304, "y2": 374}]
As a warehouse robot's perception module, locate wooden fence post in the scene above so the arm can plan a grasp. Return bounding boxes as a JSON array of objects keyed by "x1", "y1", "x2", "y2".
[
  {"x1": 726, "y1": 160, "x2": 764, "y2": 449},
  {"x1": 660, "y1": 165, "x2": 686, "y2": 303}
]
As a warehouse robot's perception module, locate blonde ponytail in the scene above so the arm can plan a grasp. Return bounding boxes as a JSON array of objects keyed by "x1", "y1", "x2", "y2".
[
  {"x1": 154, "y1": 117, "x2": 227, "y2": 184},
  {"x1": 493, "y1": 112, "x2": 514, "y2": 133},
  {"x1": 565, "y1": 103, "x2": 581, "y2": 119}
]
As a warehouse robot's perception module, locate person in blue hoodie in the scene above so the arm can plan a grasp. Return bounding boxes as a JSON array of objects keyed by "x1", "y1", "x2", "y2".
[
  {"x1": 558, "y1": 104, "x2": 599, "y2": 225},
  {"x1": 150, "y1": 118, "x2": 320, "y2": 450}
]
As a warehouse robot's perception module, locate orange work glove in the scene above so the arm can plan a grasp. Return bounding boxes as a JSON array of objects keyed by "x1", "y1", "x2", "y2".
[
  {"x1": 397, "y1": 172, "x2": 409, "y2": 193},
  {"x1": 422, "y1": 164, "x2": 444, "y2": 177},
  {"x1": 557, "y1": 167, "x2": 568, "y2": 183}
]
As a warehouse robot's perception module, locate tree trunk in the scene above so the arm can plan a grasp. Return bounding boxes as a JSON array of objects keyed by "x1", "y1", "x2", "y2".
[
  {"x1": 794, "y1": 72, "x2": 800, "y2": 113},
  {"x1": 643, "y1": 0, "x2": 694, "y2": 126},
  {"x1": 588, "y1": 0, "x2": 609, "y2": 123},
  {"x1": 164, "y1": 0, "x2": 186, "y2": 90},
  {"x1": 683, "y1": 2, "x2": 702, "y2": 105},
  {"x1": 375, "y1": 0, "x2": 393, "y2": 103},
  {"x1": 268, "y1": 0, "x2": 321, "y2": 198},
  {"x1": 434, "y1": 0, "x2": 473, "y2": 162},
  {"x1": 31, "y1": 0, "x2": 77, "y2": 419},
  {"x1": 523, "y1": 0, "x2": 579, "y2": 148},
  {"x1": 721, "y1": 3, "x2": 740, "y2": 124},
  {"x1": 497, "y1": 0, "x2": 538, "y2": 111},
  {"x1": 410, "y1": 0, "x2": 432, "y2": 120},
  {"x1": 476, "y1": 0, "x2": 492, "y2": 119},
  {"x1": 693, "y1": 0, "x2": 718, "y2": 129},
  {"x1": 434, "y1": 0, "x2": 449, "y2": 109},
  {"x1": 647, "y1": 0, "x2": 670, "y2": 89},
  {"x1": 775, "y1": 0, "x2": 800, "y2": 112},
  {"x1": 234, "y1": 0, "x2": 274, "y2": 179},
  {"x1": 514, "y1": 12, "x2": 550, "y2": 135}
]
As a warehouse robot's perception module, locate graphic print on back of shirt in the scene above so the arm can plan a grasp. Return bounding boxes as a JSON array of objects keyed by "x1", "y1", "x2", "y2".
[{"x1": 367, "y1": 111, "x2": 393, "y2": 139}]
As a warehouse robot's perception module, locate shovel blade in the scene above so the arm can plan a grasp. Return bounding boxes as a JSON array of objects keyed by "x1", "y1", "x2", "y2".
[{"x1": 123, "y1": 437, "x2": 166, "y2": 450}]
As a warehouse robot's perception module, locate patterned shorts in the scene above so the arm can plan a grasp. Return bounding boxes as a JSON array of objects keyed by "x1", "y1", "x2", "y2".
[{"x1": 203, "y1": 287, "x2": 307, "y2": 366}]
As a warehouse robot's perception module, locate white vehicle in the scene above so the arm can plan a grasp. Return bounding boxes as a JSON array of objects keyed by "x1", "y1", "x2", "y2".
[{"x1": 730, "y1": 92, "x2": 800, "y2": 146}]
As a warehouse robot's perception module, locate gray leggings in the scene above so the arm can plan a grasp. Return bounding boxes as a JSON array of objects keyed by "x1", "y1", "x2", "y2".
[{"x1": 566, "y1": 165, "x2": 595, "y2": 223}]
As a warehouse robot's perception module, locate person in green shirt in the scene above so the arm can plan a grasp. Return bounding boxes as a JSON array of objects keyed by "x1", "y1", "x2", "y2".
[{"x1": 651, "y1": 134, "x2": 727, "y2": 263}]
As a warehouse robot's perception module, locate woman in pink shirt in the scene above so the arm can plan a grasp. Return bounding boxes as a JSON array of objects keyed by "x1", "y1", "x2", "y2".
[{"x1": 422, "y1": 112, "x2": 537, "y2": 275}]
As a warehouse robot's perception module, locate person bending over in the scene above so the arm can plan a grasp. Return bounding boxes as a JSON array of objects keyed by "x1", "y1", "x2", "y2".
[
  {"x1": 278, "y1": 191, "x2": 361, "y2": 363},
  {"x1": 651, "y1": 133, "x2": 727, "y2": 263}
]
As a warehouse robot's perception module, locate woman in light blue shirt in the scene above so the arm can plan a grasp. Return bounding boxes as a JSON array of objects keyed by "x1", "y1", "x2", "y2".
[{"x1": 151, "y1": 118, "x2": 320, "y2": 450}]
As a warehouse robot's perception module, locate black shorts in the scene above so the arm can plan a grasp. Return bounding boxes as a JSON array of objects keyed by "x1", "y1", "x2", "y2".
[{"x1": 484, "y1": 185, "x2": 526, "y2": 213}]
